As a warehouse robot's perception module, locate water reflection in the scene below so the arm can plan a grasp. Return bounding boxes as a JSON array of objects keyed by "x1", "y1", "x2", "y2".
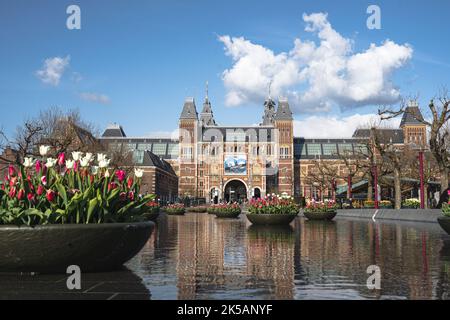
[{"x1": 127, "y1": 213, "x2": 450, "y2": 300}]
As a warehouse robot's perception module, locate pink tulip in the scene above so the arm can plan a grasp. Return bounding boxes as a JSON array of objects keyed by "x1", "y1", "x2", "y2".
[
  {"x1": 17, "y1": 189, "x2": 25, "y2": 201},
  {"x1": 37, "y1": 185, "x2": 45, "y2": 196},
  {"x1": 8, "y1": 187, "x2": 16, "y2": 198},
  {"x1": 41, "y1": 176, "x2": 47, "y2": 186},
  {"x1": 8, "y1": 165, "x2": 16, "y2": 177},
  {"x1": 115, "y1": 170, "x2": 126, "y2": 183},
  {"x1": 128, "y1": 191, "x2": 135, "y2": 201},
  {"x1": 127, "y1": 177, "x2": 133, "y2": 189},
  {"x1": 108, "y1": 182, "x2": 118, "y2": 192},
  {"x1": 58, "y1": 153, "x2": 65, "y2": 166},
  {"x1": 35, "y1": 160, "x2": 42, "y2": 173},
  {"x1": 27, "y1": 193, "x2": 35, "y2": 203}
]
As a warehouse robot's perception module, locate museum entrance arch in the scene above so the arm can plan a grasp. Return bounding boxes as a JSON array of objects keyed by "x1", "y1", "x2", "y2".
[{"x1": 224, "y1": 180, "x2": 247, "y2": 203}]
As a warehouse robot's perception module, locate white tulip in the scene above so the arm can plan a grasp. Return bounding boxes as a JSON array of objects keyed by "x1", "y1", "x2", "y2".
[
  {"x1": 80, "y1": 157, "x2": 90, "y2": 167},
  {"x1": 97, "y1": 153, "x2": 107, "y2": 163},
  {"x1": 91, "y1": 166, "x2": 99, "y2": 175},
  {"x1": 84, "y1": 152, "x2": 94, "y2": 163},
  {"x1": 104, "y1": 169, "x2": 110, "y2": 177},
  {"x1": 72, "y1": 151, "x2": 82, "y2": 161},
  {"x1": 98, "y1": 158, "x2": 110, "y2": 168},
  {"x1": 134, "y1": 168, "x2": 144, "y2": 178},
  {"x1": 23, "y1": 157, "x2": 34, "y2": 168},
  {"x1": 65, "y1": 160, "x2": 75, "y2": 169},
  {"x1": 39, "y1": 145, "x2": 50, "y2": 157},
  {"x1": 45, "y1": 158, "x2": 57, "y2": 168}
]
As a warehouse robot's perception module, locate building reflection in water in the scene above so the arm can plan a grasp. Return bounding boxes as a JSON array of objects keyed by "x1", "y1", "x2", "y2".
[{"x1": 127, "y1": 213, "x2": 450, "y2": 300}]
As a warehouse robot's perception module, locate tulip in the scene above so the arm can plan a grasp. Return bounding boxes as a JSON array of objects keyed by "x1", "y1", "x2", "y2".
[
  {"x1": 128, "y1": 191, "x2": 135, "y2": 201},
  {"x1": 17, "y1": 189, "x2": 25, "y2": 201},
  {"x1": 72, "y1": 151, "x2": 82, "y2": 161},
  {"x1": 8, "y1": 187, "x2": 17, "y2": 198},
  {"x1": 35, "y1": 160, "x2": 42, "y2": 173},
  {"x1": 127, "y1": 177, "x2": 133, "y2": 189},
  {"x1": 98, "y1": 158, "x2": 110, "y2": 169},
  {"x1": 57, "y1": 153, "x2": 65, "y2": 166},
  {"x1": 65, "y1": 160, "x2": 75, "y2": 169},
  {"x1": 8, "y1": 165, "x2": 16, "y2": 177},
  {"x1": 41, "y1": 175, "x2": 47, "y2": 186},
  {"x1": 108, "y1": 182, "x2": 118, "y2": 192},
  {"x1": 9, "y1": 176, "x2": 17, "y2": 187},
  {"x1": 80, "y1": 157, "x2": 90, "y2": 167},
  {"x1": 39, "y1": 145, "x2": 50, "y2": 157},
  {"x1": 23, "y1": 157, "x2": 34, "y2": 168},
  {"x1": 119, "y1": 192, "x2": 127, "y2": 201},
  {"x1": 115, "y1": 170, "x2": 126, "y2": 182},
  {"x1": 84, "y1": 152, "x2": 94, "y2": 163},
  {"x1": 91, "y1": 166, "x2": 99, "y2": 175},
  {"x1": 46, "y1": 189, "x2": 56, "y2": 202},
  {"x1": 45, "y1": 158, "x2": 57, "y2": 168},
  {"x1": 73, "y1": 160, "x2": 78, "y2": 172},
  {"x1": 104, "y1": 169, "x2": 110, "y2": 178},
  {"x1": 134, "y1": 168, "x2": 144, "y2": 178},
  {"x1": 27, "y1": 193, "x2": 35, "y2": 202},
  {"x1": 97, "y1": 153, "x2": 107, "y2": 163},
  {"x1": 37, "y1": 185, "x2": 45, "y2": 196}
]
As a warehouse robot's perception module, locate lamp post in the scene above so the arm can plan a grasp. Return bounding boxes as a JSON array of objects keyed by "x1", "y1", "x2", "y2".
[{"x1": 418, "y1": 149, "x2": 425, "y2": 209}]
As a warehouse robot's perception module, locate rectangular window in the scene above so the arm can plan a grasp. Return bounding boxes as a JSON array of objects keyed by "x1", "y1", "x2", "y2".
[
  {"x1": 137, "y1": 143, "x2": 152, "y2": 151},
  {"x1": 322, "y1": 144, "x2": 337, "y2": 156},
  {"x1": 167, "y1": 144, "x2": 179, "y2": 157},
  {"x1": 338, "y1": 144, "x2": 353, "y2": 155},
  {"x1": 307, "y1": 144, "x2": 321, "y2": 156},
  {"x1": 132, "y1": 150, "x2": 145, "y2": 164},
  {"x1": 152, "y1": 143, "x2": 167, "y2": 156}
]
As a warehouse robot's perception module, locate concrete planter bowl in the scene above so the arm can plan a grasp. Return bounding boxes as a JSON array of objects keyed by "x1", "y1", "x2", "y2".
[
  {"x1": 143, "y1": 210, "x2": 160, "y2": 221},
  {"x1": 438, "y1": 216, "x2": 450, "y2": 235},
  {"x1": 245, "y1": 213, "x2": 298, "y2": 225},
  {"x1": 303, "y1": 210, "x2": 337, "y2": 221},
  {"x1": 214, "y1": 210, "x2": 241, "y2": 219},
  {"x1": 0, "y1": 221, "x2": 154, "y2": 274}
]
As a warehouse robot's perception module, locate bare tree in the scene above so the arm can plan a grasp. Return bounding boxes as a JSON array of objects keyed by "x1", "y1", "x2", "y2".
[{"x1": 379, "y1": 92, "x2": 450, "y2": 191}]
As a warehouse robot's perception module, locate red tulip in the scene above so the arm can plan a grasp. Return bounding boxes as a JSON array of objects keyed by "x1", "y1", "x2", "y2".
[
  {"x1": 57, "y1": 153, "x2": 65, "y2": 166},
  {"x1": 17, "y1": 189, "x2": 25, "y2": 200},
  {"x1": 8, "y1": 165, "x2": 16, "y2": 177},
  {"x1": 46, "y1": 189, "x2": 56, "y2": 202},
  {"x1": 127, "y1": 177, "x2": 133, "y2": 189},
  {"x1": 35, "y1": 160, "x2": 42, "y2": 173},
  {"x1": 37, "y1": 185, "x2": 45, "y2": 196},
  {"x1": 108, "y1": 182, "x2": 118, "y2": 192},
  {"x1": 128, "y1": 191, "x2": 135, "y2": 201},
  {"x1": 8, "y1": 187, "x2": 17, "y2": 198},
  {"x1": 27, "y1": 193, "x2": 35, "y2": 202},
  {"x1": 115, "y1": 170, "x2": 126, "y2": 183}
]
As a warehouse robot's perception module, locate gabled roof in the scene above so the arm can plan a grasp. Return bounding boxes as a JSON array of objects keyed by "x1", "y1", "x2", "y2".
[
  {"x1": 352, "y1": 128, "x2": 404, "y2": 144},
  {"x1": 180, "y1": 97, "x2": 198, "y2": 120},
  {"x1": 141, "y1": 151, "x2": 176, "y2": 175},
  {"x1": 400, "y1": 102, "x2": 425, "y2": 127},
  {"x1": 274, "y1": 98, "x2": 293, "y2": 121},
  {"x1": 102, "y1": 124, "x2": 126, "y2": 137}
]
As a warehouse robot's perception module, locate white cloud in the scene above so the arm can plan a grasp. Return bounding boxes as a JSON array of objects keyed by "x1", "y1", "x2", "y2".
[
  {"x1": 145, "y1": 129, "x2": 179, "y2": 139},
  {"x1": 219, "y1": 12, "x2": 413, "y2": 112},
  {"x1": 80, "y1": 92, "x2": 111, "y2": 105},
  {"x1": 35, "y1": 56, "x2": 70, "y2": 86},
  {"x1": 293, "y1": 113, "x2": 401, "y2": 138}
]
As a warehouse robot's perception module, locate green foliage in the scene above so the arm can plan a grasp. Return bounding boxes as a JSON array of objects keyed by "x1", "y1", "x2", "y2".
[{"x1": 443, "y1": 203, "x2": 450, "y2": 217}]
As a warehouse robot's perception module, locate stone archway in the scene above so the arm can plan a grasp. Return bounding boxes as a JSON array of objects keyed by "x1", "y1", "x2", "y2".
[{"x1": 224, "y1": 180, "x2": 247, "y2": 203}]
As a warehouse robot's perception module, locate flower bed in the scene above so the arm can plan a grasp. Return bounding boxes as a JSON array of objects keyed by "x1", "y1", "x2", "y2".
[
  {"x1": 0, "y1": 148, "x2": 155, "y2": 273},
  {"x1": 402, "y1": 198, "x2": 420, "y2": 209},
  {"x1": 187, "y1": 206, "x2": 208, "y2": 213},
  {"x1": 379, "y1": 200, "x2": 393, "y2": 209},
  {"x1": 246, "y1": 194, "x2": 298, "y2": 225},
  {"x1": 208, "y1": 203, "x2": 241, "y2": 218},
  {"x1": 363, "y1": 200, "x2": 375, "y2": 209},
  {"x1": 144, "y1": 200, "x2": 160, "y2": 220},
  {"x1": 303, "y1": 200, "x2": 337, "y2": 220},
  {"x1": 163, "y1": 203, "x2": 185, "y2": 215}
]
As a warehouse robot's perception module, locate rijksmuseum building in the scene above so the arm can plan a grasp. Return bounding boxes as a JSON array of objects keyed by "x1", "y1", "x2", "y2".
[{"x1": 99, "y1": 92, "x2": 428, "y2": 204}]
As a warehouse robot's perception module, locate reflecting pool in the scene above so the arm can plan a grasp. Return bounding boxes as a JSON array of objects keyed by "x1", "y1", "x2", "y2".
[{"x1": 126, "y1": 213, "x2": 450, "y2": 300}]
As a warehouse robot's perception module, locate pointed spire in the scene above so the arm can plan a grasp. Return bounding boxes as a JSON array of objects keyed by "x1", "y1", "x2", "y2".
[
  {"x1": 180, "y1": 97, "x2": 198, "y2": 120},
  {"x1": 261, "y1": 80, "x2": 276, "y2": 125},
  {"x1": 205, "y1": 81, "x2": 209, "y2": 100},
  {"x1": 200, "y1": 83, "x2": 216, "y2": 126},
  {"x1": 275, "y1": 97, "x2": 293, "y2": 121},
  {"x1": 268, "y1": 79, "x2": 272, "y2": 100}
]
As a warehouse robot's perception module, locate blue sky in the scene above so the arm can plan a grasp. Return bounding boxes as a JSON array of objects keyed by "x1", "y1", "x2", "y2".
[{"x1": 1, "y1": 0, "x2": 449, "y2": 138}]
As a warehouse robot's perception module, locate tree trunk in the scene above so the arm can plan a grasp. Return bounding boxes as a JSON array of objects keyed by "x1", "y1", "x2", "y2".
[
  {"x1": 440, "y1": 166, "x2": 449, "y2": 192},
  {"x1": 394, "y1": 168, "x2": 401, "y2": 210}
]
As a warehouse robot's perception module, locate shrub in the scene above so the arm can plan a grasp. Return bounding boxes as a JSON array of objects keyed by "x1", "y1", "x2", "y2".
[
  {"x1": 248, "y1": 194, "x2": 298, "y2": 215},
  {"x1": 443, "y1": 203, "x2": 450, "y2": 217},
  {"x1": 364, "y1": 200, "x2": 375, "y2": 208},
  {"x1": 304, "y1": 200, "x2": 337, "y2": 213},
  {"x1": 379, "y1": 200, "x2": 393, "y2": 208},
  {"x1": 187, "y1": 206, "x2": 207, "y2": 213},
  {"x1": 146, "y1": 200, "x2": 160, "y2": 214},
  {"x1": 0, "y1": 150, "x2": 154, "y2": 226}
]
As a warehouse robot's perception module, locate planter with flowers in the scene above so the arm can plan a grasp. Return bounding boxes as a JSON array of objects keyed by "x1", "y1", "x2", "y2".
[
  {"x1": 187, "y1": 206, "x2": 208, "y2": 213},
  {"x1": 208, "y1": 203, "x2": 241, "y2": 218},
  {"x1": 0, "y1": 147, "x2": 156, "y2": 274},
  {"x1": 246, "y1": 194, "x2": 299, "y2": 225},
  {"x1": 402, "y1": 198, "x2": 420, "y2": 209},
  {"x1": 303, "y1": 200, "x2": 338, "y2": 221},
  {"x1": 144, "y1": 200, "x2": 160, "y2": 221},
  {"x1": 163, "y1": 203, "x2": 185, "y2": 215},
  {"x1": 437, "y1": 191, "x2": 450, "y2": 235}
]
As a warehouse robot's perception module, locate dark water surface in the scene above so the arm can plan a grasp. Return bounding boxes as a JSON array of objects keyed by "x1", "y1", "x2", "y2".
[
  {"x1": 1, "y1": 213, "x2": 450, "y2": 300},
  {"x1": 125, "y1": 213, "x2": 450, "y2": 300}
]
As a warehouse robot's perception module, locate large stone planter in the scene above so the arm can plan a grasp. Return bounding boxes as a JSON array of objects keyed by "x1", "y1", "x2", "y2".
[
  {"x1": 303, "y1": 211, "x2": 337, "y2": 221},
  {"x1": 0, "y1": 221, "x2": 154, "y2": 274},
  {"x1": 438, "y1": 216, "x2": 450, "y2": 235},
  {"x1": 214, "y1": 210, "x2": 241, "y2": 219},
  {"x1": 143, "y1": 210, "x2": 160, "y2": 221},
  {"x1": 245, "y1": 213, "x2": 297, "y2": 225}
]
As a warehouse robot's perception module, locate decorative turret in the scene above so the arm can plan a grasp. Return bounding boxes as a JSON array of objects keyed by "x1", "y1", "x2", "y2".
[
  {"x1": 262, "y1": 98, "x2": 276, "y2": 125},
  {"x1": 400, "y1": 100, "x2": 427, "y2": 146},
  {"x1": 199, "y1": 82, "x2": 217, "y2": 126}
]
